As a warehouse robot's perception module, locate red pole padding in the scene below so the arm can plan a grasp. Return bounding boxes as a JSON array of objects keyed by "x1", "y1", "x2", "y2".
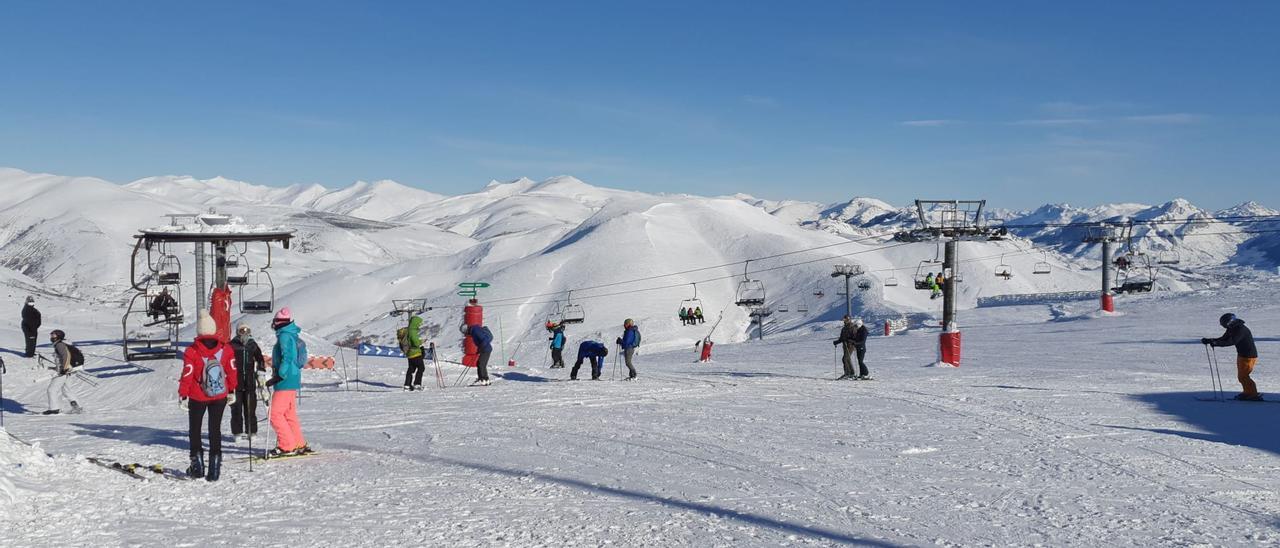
[
  {"x1": 462, "y1": 300, "x2": 483, "y2": 367},
  {"x1": 884, "y1": 320, "x2": 891, "y2": 336},
  {"x1": 940, "y1": 331, "x2": 962, "y2": 367},
  {"x1": 699, "y1": 340, "x2": 713, "y2": 362},
  {"x1": 1101, "y1": 293, "x2": 1114, "y2": 313}
]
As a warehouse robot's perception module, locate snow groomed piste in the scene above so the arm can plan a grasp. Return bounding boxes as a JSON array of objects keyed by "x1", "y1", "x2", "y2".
[{"x1": 2, "y1": 182, "x2": 1279, "y2": 546}]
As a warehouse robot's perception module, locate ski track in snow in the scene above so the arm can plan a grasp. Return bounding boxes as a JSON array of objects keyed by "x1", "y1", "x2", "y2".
[{"x1": 3, "y1": 287, "x2": 1280, "y2": 546}]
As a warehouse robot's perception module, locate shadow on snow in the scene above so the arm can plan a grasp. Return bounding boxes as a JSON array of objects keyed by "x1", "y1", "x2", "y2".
[{"x1": 1101, "y1": 391, "x2": 1280, "y2": 456}]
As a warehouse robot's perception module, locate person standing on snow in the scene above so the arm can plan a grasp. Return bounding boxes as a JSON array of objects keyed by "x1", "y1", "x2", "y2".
[
  {"x1": 44, "y1": 329, "x2": 82, "y2": 415},
  {"x1": 616, "y1": 319, "x2": 641, "y2": 380},
  {"x1": 178, "y1": 311, "x2": 237, "y2": 480},
  {"x1": 547, "y1": 321, "x2": 566, "y2": 369},
  {"x1": 571, "y1": 340, "x2": 609, "y2": 380},
  {"x1": 402, "y1": 314, "x2": 427, "y2": 390},
  {"x1": 466, "y1": 321, "x2": 494, "y2": 386},
  {"x1": 851, "y1": 318, "x2": 871, "y2": 379},
  {"x1": 833, "y1": 316, "x2": 859, "y2": 380},
  {"x1": 229, "y1": 324, "x2": 266, "y2": 440},
  {"x1": 21, "y1": 296, "x2": 40, "y2": 358},
  {"x1": 1202, "y1": 313, "x2": 1262, "y2": 401},
  {"x1": 268, "y1": 308, "x2": 310, "y2": 456}
]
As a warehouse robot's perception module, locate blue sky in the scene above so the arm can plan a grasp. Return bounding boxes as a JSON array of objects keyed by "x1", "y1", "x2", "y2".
[{"x1": 2, "y1": 1, "x2": 1277, "y2": 210}]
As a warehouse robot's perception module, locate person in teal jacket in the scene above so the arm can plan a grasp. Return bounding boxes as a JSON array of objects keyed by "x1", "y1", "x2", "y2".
[{"x1": 267, "y1": 307, "x2": 309, "y2": 456}]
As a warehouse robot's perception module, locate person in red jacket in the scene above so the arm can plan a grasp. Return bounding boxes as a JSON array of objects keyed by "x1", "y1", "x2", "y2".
[{"x1": 178, "y1": 311, "x2": 238, "y2": 481}]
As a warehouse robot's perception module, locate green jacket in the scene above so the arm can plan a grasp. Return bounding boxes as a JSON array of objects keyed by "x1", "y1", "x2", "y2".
[{"x1": 406, "y1": 315, "x2": 424, "y2": 359}]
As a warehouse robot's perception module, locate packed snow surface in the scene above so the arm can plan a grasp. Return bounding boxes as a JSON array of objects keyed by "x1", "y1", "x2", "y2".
[{"x1": 2, "y1": 284, "x2": 1278, "y2": 546}]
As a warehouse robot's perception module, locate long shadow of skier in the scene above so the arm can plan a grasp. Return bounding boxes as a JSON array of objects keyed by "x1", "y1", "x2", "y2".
[{"x1": 1098, "y1": 391, "x2": 1280, "y2": 456}]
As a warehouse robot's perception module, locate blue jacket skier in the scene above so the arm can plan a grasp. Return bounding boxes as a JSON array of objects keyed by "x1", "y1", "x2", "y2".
[
  {"x1": 572, "y1": 340, "x2": 608, "y2": 380},
  {"x1": 547, "y1": 321, "x2": 566, "y2": 369},
  {"x1": 616, "y1": 319, "x2": 641, "y2": 380},
  {"x1": 468, "y1": 323, "x2": 494, "y2": 385}
]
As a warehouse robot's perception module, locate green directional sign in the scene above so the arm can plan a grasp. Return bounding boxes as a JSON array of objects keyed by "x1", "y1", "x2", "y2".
[
  {"x1": 458, "y1": 282, "x2": 490, "y2": 289},
  {"x1": 457, "y1": 290, "x2": 477, "y2": 297}
]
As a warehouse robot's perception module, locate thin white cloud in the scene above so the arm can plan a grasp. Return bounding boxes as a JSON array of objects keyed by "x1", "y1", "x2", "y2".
[
  {"x1": 901, "y1": 119, "x2": 962, "y2": 127},
  {"x1": 1009, "y1": 118, "x2": 1099, "y2": 127},
  {"x1": 1123, "y1": 113, "x2": 1205, "y2": 124}
]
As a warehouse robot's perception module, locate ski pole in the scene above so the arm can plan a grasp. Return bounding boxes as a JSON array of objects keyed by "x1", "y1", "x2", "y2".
[
  {"x1": 434, "y1": 355, "x2": 445, "y2": 389},
  {"x1": 1204, "y1": 344, "x2": 1218, "y2": 400},
  {"x1": 1211, "y1": 346, "x2": 1226, "y2": 401},
  {"x1": 612, "y1": 345, "x2": 620, "y2": 381}
]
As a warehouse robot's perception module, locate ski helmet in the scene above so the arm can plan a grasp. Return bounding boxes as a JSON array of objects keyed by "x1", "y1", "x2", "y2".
[
  {"x1": 50, "y1": 329, "x2": 65, "y2": 341},
  {"x1": 1219, "y1": 313, "x2": 1236, "y2": 328}
]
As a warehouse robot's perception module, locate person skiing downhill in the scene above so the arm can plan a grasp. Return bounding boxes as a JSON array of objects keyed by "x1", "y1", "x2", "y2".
[
  {"x1": 402, "y1": 314, "x2": 426, "y2": 390},
  {"x1": 466, "y1": 322, "x2": 494, "y2": 386},
  {"x1": 44, "y1": 329, "x2": 82, "y2": 415},
  {"x1": 268, "y1": 308, "x2": 310, "y2": 456},
  {"x1": 547, "y1": 321, "x2": 566, "y2": 369},
  {"x1": 229, "y1": 324, "x2": 266, "y2": 440},
  {"x1": 178, "y1": 311, "x2": 237, "y2": 480},
  {"x1": 21, "y1": 296, "x2": 40, "y2": 358},
  {"x1": 571, "y1": 340, "x2": 609, "y2": 380},
  {"x1": 1202, "y1": 313, "x2": 1262, "y2": 401},
  {"x1": 617, "y1": 319, "x2": 641, "y2": 380}
]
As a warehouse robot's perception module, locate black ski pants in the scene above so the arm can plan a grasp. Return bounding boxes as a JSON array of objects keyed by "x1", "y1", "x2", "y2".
[
  {"x1": 571, "y1": 356, "x2": 604, "y2": 380},
  {"x1": 476, "y1": 351, "x2": 491, "y2": 381},
  {"x1": 229, "y1": 387, "x2": 258, "y2": 436},
  {"x1": 21, "y1": 324, "x2": 37, "y2": 357},
  {"x1": 841, "y1": 342, "x2": 856, "y2": 377},
  {"x1": 404, "y1": 355, "x2": 425, "y2": 387},
  {"x1": 855, "y1": 345, "x2": 869, "y2": 377},
  {"x1": 551, "y1": 348, "x2": 564, "y2": 368},
  {"x1": 189, "y1": 398, "x2": 227, "y2": 458}
]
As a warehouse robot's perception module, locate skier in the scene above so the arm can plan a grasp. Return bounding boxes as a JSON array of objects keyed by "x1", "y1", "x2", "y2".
[
  {"x1": 1201, "y1": 313, "x2": 1262, "y2": 401},
  {"x1": 694, "y1": 307, "x2": 704, "y2": 324},
  {"x1": 402, "y1": 314, "x2": 426, "y2": 390},
  {"x1": 616, "y1": 319, "x2": 641, "y2": 380},
  {"x1": 547, "y1": 321, "x2": 566, "y2": 369},
  {"x1": 44, "y1": 329, "x2": 82, "y2": 415},
  {"x1": 21, "y1": 296, "x2": 40, "y2": 358},
  {"x1": 177, "y1": 311, "x2": 237, "y2": 480},
  {"x1": 466, "y1": 321, "x2": 494, "y2": 386},
  {"x1": 148, "y1": 288, "x2": 178, "y2": 322},
  {"x1": 928, "y1": 275, "x2": 941, "y2": 300},
  {"x1": 851, "y1": 318, "x2": 871, "y2": 379},
  {"x1": 833, "y1": 316, "x2": 859, "y2": 380},
  {"x1": 571, "y1": 340, "x2": 608, "y2": 380},
  {"x1": 229, "y1": 324, "x2": 266, "y2": 440},
  {"x1": 679, "y1": 307, "x2": 689, "y2": 326},
  {"x1": 267, "y1": 307, "x2": 310, "y2": 456}
]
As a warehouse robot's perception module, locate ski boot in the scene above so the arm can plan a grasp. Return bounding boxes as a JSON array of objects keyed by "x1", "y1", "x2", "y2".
[
  {"x1": 403, "y1": 385, "x2": 412, "y2": 391},
  {"x1": 413, "y1": 384, "x2": 423, "y2": 391},
  {"x1": 187, "y1": 453, "x2": 205, "y2": 478},
  {"x1": 69, "y1": 401, "x2": 83, "y2": 414},
  {"x1": 42, "y1": 409, "x2": 60, "y2": 415},
  {"x1": 206, "y1": 453, "x2": 222, "y2": 482}
]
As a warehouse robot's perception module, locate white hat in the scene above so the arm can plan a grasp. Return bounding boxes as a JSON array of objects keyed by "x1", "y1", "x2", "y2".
[
  {"x1": 853, "y1": 318, "x2": 864, "y2": 328},
  {"x1": 197, "y1": 310, "x2": 217, "y2": 336}
]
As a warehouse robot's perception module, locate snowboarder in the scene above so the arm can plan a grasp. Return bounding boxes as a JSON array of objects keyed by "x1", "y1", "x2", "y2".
[
  {"x1": 466, "y1": 321, "x2": 494, "y2": 386},
  {"x1": 547, "y1": 321, "x2": 566, "y2": 369},
  {"x1": 229, "y1": 324, "x2": 266, "y2": 440},
  {"x1": 44, "y1": 329, "x2": 82, "y2": 415},
  {"x1": 268, "y1": 307, "x2": 310, "y2": 456},
  {"x1": 401, "y1": 314, "x2": 426, "y2": 390},
  {"x1": 833, "y1": 316, "x2": 859, "y2": 380},
  {"x1": 1201, "y1": 313, "x2": 1262, "y2": 401},
  {"x1": 571, "y1": 340, "x2": 608, "y2": 380},
  {"x1": 178, "y1": 311, "x2": 237, "y2": 480},
  {"x1": 21, "y1": 296, "x2": 40, "y2": 358},
  {"x1": 928, "y1": 275, "x2": 941, "y2": 300},
  {"x1": 148, "y1": 287, "x2": 178, "y2": 322},
  {"x1": 617, "y1": 319, "x2": 641, "y2": 380}
]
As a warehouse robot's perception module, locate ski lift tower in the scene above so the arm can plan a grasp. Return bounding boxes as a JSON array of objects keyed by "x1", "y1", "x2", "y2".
[
  {"x1": 909, "y1": 200, "x2": 1002, "y2": 367},
  {"x1": 1083, "y1": 223, "x2": 1124, "y2": 313},
  {"x1": 830, "y1": 263, "x2": 865, "y2": 318},
  {"x1": 125, "y1": 211, "x2": 293, "y2": 361}
]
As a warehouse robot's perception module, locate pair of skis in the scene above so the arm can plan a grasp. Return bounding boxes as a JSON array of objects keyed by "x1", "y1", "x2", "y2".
[{"x1": 86, "y1": 457, "x2": 194, "y2": 481}]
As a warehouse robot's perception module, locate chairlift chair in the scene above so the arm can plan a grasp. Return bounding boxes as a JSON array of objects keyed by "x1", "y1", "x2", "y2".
[
  {"x1": 678, "y1": 283, "x2": 705, "y2": 322},
  {"x1": 913, "y1": 259, "x2": 943, "y2": 290},
  {"x1": 1032, "y1": 251, "x2": 1052, "y2": 275},
  {"x1": 733, "y1": 262, "x2": 767, "y2": 307},
  {"x1": 884, "y1": 275, "x2": 899, "y2": 287},
  {"x1": 797, "y1": 301, "x2": 809, "y2": 313},
  {"x1": 1156, "y1": 250, "x2": 1181, "y2": 265},
  {"x1": 857, "y1": 280, "x2": 873, "y2": 291},
  {"x1": 240, "y1": 270, "x2": 275, "y2": 314},
  {"x1": 225, "y1": 259, "x2": 250, "y2": 286},
  {"x1": 559, "y1": 303, "x2": 585, "y2": 324},
  {"x1": 156, "y1": 255, "x2": 182, "y2": 285},
  {"x1": 994, "y1": 254, "x2": 1013, "y2": 280},
  {"x1": 777, "y1": 304, "x2": 789, "y2": 313}
]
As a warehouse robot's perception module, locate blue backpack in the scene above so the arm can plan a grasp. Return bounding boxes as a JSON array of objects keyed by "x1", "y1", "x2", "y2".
[
  {"x1": 200, "y1": 348, "x2": 227, "y2": 397},
  {"x1": 295, "y1": 337, "x2": 308, "y2": 368}
]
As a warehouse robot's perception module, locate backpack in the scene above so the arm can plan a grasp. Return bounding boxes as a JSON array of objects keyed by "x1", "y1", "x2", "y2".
[
  {"x1": 396, "y1": 327, "x2": 411, "y2": 354},
  {"x1": 200, "y1": 348, "x2": 227, "y2": 397},
  {"x1": 295, "y1": 337, "x2": 308, "y2": 368},
  {"x1": 68, "y1": 344, "x2": 85, "y2": 367},
  {"x1": 633, "y1": 327, "x2": 642, "y2": 348}
]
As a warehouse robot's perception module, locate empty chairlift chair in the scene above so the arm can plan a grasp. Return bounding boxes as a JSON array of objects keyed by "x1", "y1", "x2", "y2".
[
  {"x1": 559, "y1": 303, "x2": 585, "y2": 324},
  {"x1": 240, "y1": 270, "x2": 275, "y2": 314},
  {"x1": 1156, "y1": 250, "x2": 1181, "y2": 265},
  {"x1": 1032, "y1": 251, "x2": 1052, "y2": 275},
  {"x1": 884, "y1": 275, "x2": 899, "y2": 287},
  {"x1": 734, "y1": 262, "x2": 767, "y2": 307},
  {"x1": 155, "y1": 255, "x2": 182, "y2": 285}
]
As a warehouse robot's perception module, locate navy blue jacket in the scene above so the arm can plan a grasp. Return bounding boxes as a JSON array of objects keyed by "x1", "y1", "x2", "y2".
[
  {"x1": 619, "y1": 326, "x2": 640, "y2": 349},
  {"x1": 469, "y1": 325, "x2": 494, "y2": 353},
  {"x1": 1210, "y1": 319, "x2": 1258, "y2": 358},
  {"x1": 577, "y1": 340, "x2": 608, "y2": 359}
]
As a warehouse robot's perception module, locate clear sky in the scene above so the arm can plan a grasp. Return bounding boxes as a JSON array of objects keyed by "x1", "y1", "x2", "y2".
[{"x1": 2, "y1": 1, "x2": 1277, "y2": 210}]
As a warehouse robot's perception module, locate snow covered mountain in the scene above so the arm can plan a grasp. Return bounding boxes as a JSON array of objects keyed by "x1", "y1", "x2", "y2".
[{"x1": 1, "y1": 166, "x2": 1275, "y2": 354}]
